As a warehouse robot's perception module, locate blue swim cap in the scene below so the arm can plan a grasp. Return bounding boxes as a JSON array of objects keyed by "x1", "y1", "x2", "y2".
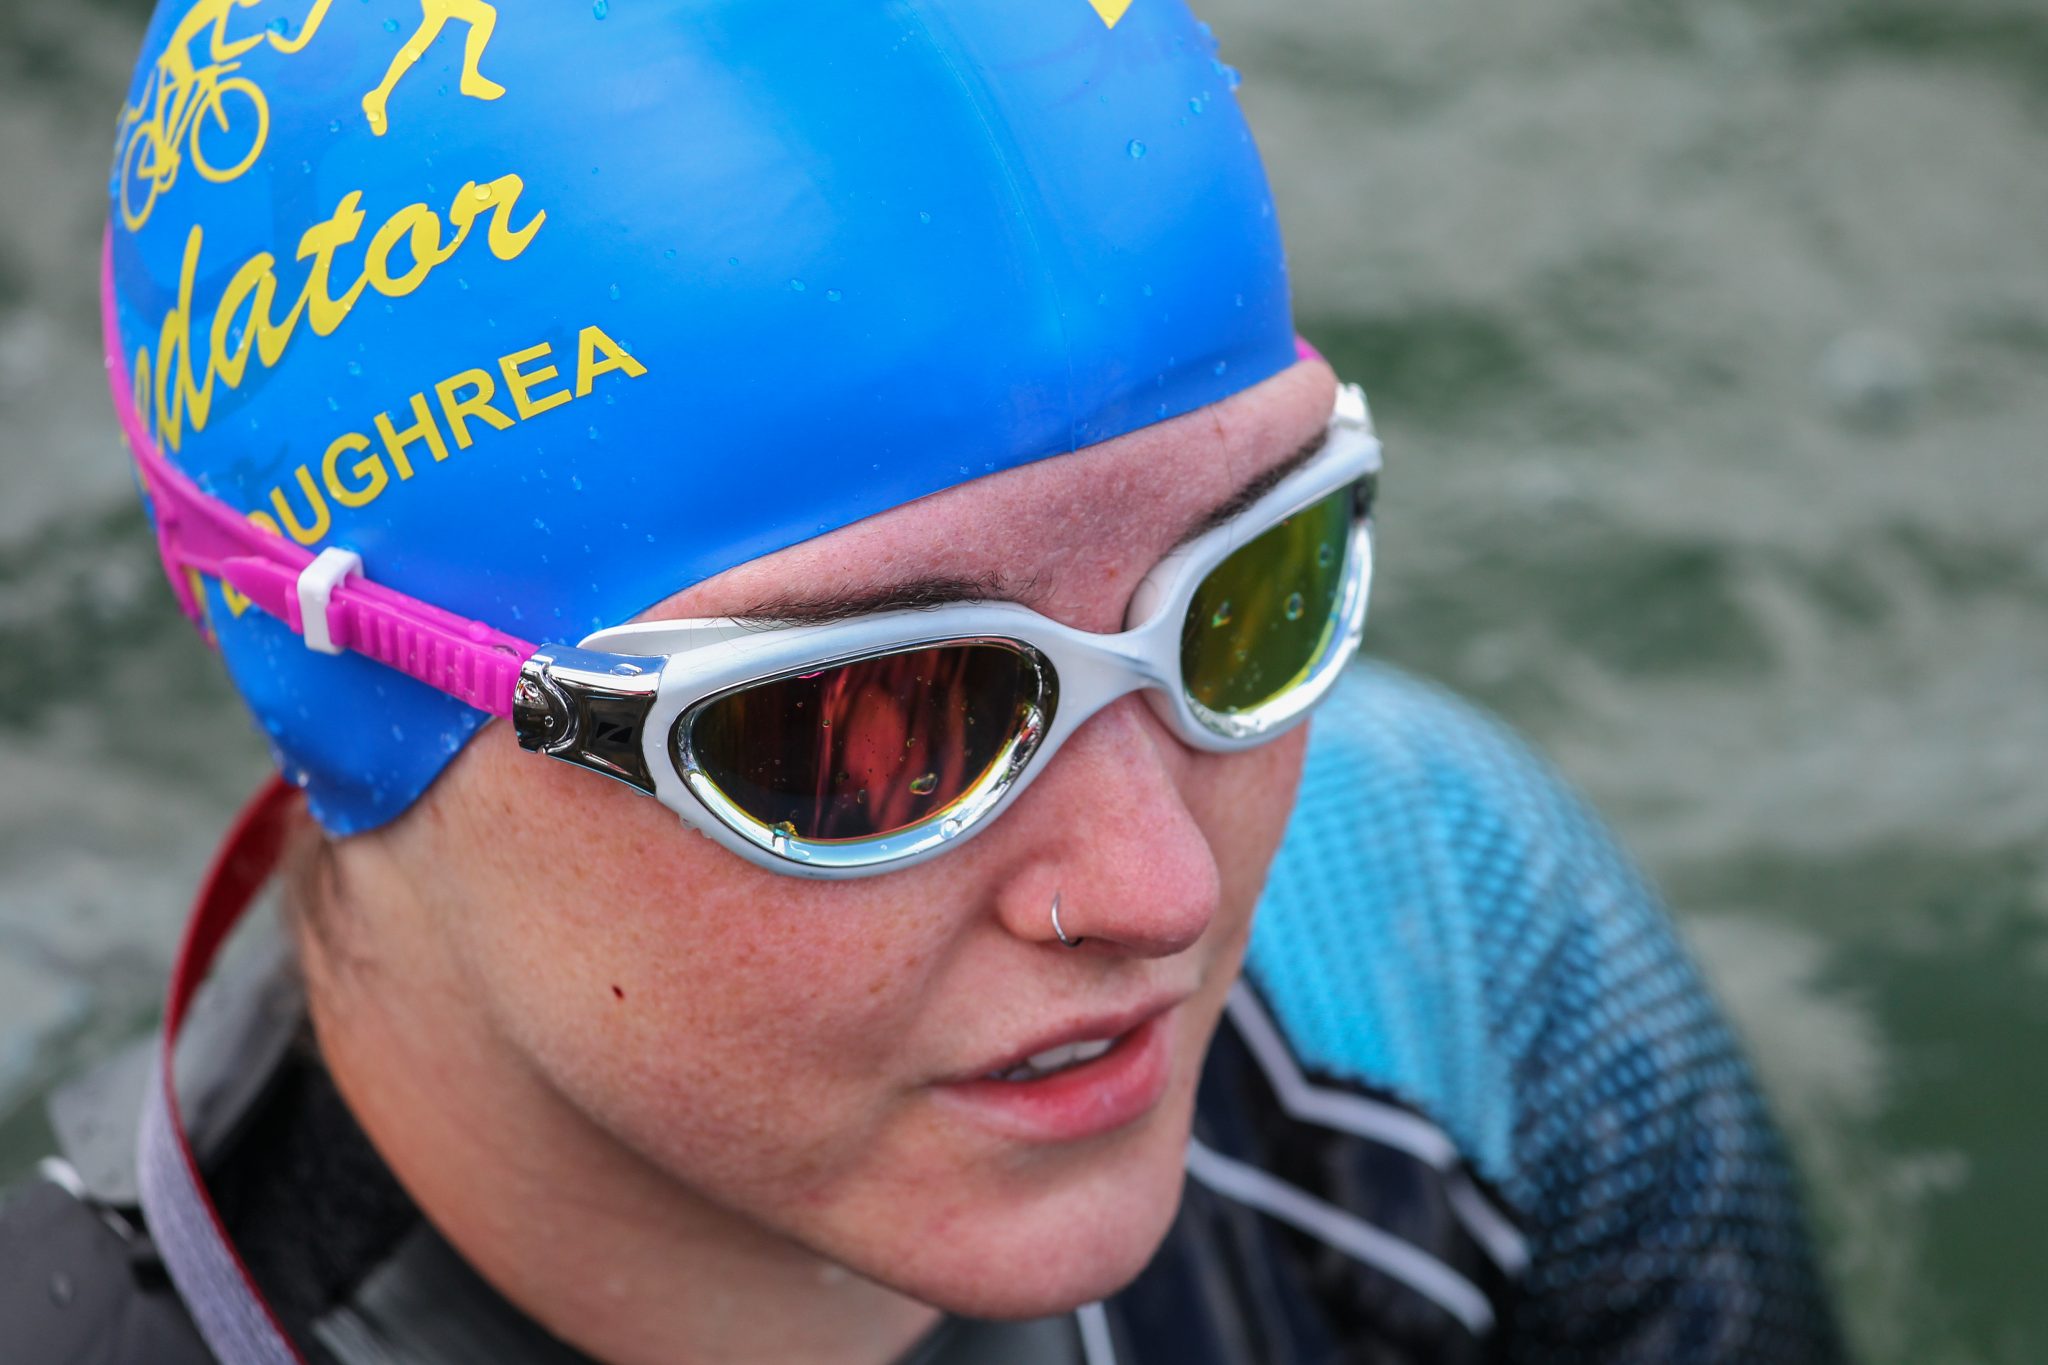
[{"x1": 106, "y1": 0, "x2": 1295, "y2": 834}]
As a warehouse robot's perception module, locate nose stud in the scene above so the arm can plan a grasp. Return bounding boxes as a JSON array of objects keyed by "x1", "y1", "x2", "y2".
[{"x1": 1051, "y1": 892, "x2": 1084, "y2": 948}]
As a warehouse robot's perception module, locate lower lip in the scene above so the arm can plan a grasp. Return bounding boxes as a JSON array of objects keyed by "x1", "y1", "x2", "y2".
[{"x1": 930, "y1": 1011, "x2": 1175, "y2": 1143}]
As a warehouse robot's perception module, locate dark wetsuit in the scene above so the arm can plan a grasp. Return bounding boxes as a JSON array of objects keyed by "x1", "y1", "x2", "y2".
[{"x1": 0, "y1": 665, "x2": 1849, "y2": 1364}]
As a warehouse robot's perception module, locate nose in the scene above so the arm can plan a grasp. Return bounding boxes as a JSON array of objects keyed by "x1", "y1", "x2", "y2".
[{"x1": 990, "y1": 697, "x2": 1222, "y2": 958}]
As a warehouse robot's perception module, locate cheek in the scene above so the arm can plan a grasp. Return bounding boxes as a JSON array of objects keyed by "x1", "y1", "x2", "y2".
[
  {"x1": 1189, "y1": 726, "x2": 1309, "y2": 922},
  {"x1": 427, "y1": 728, "x2": 968, "y2": 1194}
]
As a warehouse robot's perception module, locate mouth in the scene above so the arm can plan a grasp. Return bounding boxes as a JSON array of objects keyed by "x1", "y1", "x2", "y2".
[
  {"x1": 930, "y1": 998, "x2": 1185, "y2": 1143},
  {"x1": 984, "y1": 1036, "x2": 1120, "y2": 1082}
]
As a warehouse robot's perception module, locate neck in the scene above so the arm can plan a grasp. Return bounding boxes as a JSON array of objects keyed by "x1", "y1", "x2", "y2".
[{"x1": 295, "y1": 848, "x2": 940, "y2": 1365}]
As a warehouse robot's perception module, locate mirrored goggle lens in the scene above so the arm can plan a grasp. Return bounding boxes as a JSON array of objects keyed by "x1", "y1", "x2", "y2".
[
  {"x1": 683, "y1": 643, "x2": 1045, "y2": 844},
  {"x1": 1181, "y1": 482, "x2": 1360, "y2": 716}
]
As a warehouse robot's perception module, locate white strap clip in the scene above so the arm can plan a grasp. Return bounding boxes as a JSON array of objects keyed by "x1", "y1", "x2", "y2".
[{"x1": 297, "y1": 547, "x2": 362, "y2": 655}]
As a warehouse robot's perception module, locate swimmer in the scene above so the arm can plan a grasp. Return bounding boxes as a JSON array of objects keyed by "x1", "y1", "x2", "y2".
[{"x1": 4, "y1": 5, "x2": 1847, "y2": 1363}]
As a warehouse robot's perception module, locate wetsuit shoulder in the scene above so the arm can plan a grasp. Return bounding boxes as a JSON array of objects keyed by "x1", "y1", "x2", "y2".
[
  {"x1": 1250, "y1": 662, "x2": 1848, "y2": 1363},
  {"x1": 0, "y1": 1173, "x2": 213, "y2": 1365}
]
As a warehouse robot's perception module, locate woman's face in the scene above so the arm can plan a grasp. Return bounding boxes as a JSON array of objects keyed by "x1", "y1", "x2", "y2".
[{"x1": 379, "y1": 360, "x2": 1337, "y2": 1316}]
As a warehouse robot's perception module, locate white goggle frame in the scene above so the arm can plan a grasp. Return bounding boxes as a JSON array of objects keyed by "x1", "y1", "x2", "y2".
[{"x1": 511, "y1": 384, "x2": 1381, "y2": 878}]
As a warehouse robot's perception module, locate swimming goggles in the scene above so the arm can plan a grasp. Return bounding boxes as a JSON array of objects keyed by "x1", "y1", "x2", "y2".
[{"x1": 105, "y1": 259, "x2": 1380, "y2": 877}]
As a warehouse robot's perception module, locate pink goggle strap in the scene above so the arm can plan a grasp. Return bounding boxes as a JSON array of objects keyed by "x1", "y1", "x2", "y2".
[{"x1": 98, "y1": 232, "x2": 537, "y2": 718}]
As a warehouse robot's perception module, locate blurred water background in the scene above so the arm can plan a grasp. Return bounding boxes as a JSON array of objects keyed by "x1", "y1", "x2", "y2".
[{"x1": 2, "y1": 1, "x2": 2044, "y2": 1359}]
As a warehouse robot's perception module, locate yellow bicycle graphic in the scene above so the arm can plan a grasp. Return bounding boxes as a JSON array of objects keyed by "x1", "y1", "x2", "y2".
[
  {"x1": 114, "y1": 0, "x2": 508, "y2": 232},
  {"x1": 115, "y1": 0, "x2": 333, "y2": 231},
  {"x1": 118, "y1": 60, "x2": 268, "y2": 232}
]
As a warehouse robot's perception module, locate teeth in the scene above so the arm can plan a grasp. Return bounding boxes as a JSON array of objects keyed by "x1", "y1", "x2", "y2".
[{"x1": 989, "y1": 1036, "x2": 1117, "y2": 1082}]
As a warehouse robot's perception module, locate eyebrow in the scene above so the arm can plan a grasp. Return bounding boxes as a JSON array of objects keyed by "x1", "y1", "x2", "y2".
[{"x1": 734, "y1": 426, "x2": 1332, "y2": 627}]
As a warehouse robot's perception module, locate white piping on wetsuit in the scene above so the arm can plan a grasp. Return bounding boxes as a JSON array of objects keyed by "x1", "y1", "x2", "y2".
[
  {"x1": 1223, "y1": 983, "x2": 1530, "y2": 1275},
  {"x1": 1183, "y1": 1139, "x2": 1497, "y2": 1338}
]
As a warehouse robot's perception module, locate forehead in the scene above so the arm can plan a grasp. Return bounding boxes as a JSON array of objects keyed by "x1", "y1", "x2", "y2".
[{"x1": 658, "y1": 360, "x2": 1337, "y2": 628}]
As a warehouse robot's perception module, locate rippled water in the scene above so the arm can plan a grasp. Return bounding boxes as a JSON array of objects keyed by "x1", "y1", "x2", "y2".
[{"x1": 3, "y1": 2, "x2": 2043, "y2": 1360}]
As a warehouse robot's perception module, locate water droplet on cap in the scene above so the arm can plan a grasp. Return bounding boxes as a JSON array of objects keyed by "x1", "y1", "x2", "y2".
[
  {"x1": 1211, "y1": 601, "x2": 1233, "y2": 628},
  {"x1": 1127, "y1": 139, "x2": 1148, "y2": 159},
  {"x1": 909, "y1": 773, "x2": 938, "y2": 796},
  {"x1": 592, "y1": 0, "x2": 609, "y2": 15},
  {"x1": 788, "y1": 278, "x2": 806, "y2": 292},
  {"x1": 1284, "y1": 592, "x2": 1305, "y2": 621},
  {"x1": 825, "y1": 288, "x2": 842, "y2": 303},
  {"x1": 382, "y1": 16, "x2": 399, "y2": 31}
]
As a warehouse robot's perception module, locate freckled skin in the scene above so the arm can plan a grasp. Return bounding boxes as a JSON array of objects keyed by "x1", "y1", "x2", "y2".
[{"x1": 306, "y1": 360, "x2": 1338, "y2": 1365}]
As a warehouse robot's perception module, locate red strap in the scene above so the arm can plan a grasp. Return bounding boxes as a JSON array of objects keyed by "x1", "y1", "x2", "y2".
[
  {"x1": 138, "y1": 776, "x2": 309, "y2": 1365},
  {"x1": 164, "y1": 775, "x2": 300, "y2": 1036}
]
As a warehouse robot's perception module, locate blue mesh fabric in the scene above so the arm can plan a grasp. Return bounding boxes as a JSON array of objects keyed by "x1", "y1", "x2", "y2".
[{"x1": 1248, "y1": 663, "x2": 1845, "y2": 1361}]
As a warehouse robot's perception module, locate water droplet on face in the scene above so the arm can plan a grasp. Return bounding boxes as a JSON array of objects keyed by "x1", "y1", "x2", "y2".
[
  {"x1": 918, "y1": 210, "x2": 932, "y2": 225},
  {"x1": 1189, "y1": 93, "x2": 1208, "y2": 114},
  {"x1": 1211, "y1": 601, "x2": 1233, "y2": 628},
  {"x1": 1234, "y1": 293, "x2": 1245, "y2": 309},
  {"x1": 346, "y1": 360, "x2": 362, "y2": 376},
  {"x1": 1127, "y1": 139, "x2": 1148, "y2": 159},
  {"x1": 570, "y1": 474, "x2": 584, "y2": 491},
  {"x1": 1317, "y1": 542, "x2": 1335, "y2": 567},
  {"x1": 909, "y1": 772, "x2": 938, "y2": 796},
  {"x1": 1284, "y1": 592, "x2": 1305, "y2": 621},
  {"x1": 788, "y1": 278, "x2": 806, "y2": 292},
  {"x1": 328, "y1": 118, "x2": 342, "y2": 133},
  {"x1": 663, "y1": 247, "x2": 677, "y2": 260},
  {"x1": 825, "y1": 288, "x2": 842, "y2": 303},
  {"x1": 326, "y1": 395, "x2": 339, "y2": 411},
  {"x1": 471, "y1": 184, "x2": 490, "y2": 203},
  {"x1": 1213, "y1": 359, "x2": 1228, "y2": 376},
  {"x1": 592, "y1": 0, "x2": 609, "y2": 15},
  {"x1": 382, "y1": 16, "x2": 399, "y2": 32},
  {"x1": 608, "y1": 282, "x2": 621, "y2": 300}
]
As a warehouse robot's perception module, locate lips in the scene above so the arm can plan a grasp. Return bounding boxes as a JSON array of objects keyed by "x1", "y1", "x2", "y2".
[{"x1": 930, "y1": 997, "x2": 1183, "y2": 1143}]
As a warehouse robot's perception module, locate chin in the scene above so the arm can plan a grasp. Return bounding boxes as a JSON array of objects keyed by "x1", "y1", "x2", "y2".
[{"x1": 874, "y1": 1109, "x2": 1196, "y2": 1321}]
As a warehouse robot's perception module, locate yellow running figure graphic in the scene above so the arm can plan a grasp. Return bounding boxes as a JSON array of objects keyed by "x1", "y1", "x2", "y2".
[{"x1": 363, "y1": 0, "x2": 506, "y2": 136}]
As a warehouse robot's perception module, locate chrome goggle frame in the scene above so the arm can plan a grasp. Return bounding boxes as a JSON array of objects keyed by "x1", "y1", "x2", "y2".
[{"x1": 511, "y1": 384, "x2": 1381, "y2": 878}]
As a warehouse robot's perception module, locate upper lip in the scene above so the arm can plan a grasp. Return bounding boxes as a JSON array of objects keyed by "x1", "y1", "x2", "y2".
[{"x1": 941, "y1": 991, "x2": 1190, "y2": 1083}]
